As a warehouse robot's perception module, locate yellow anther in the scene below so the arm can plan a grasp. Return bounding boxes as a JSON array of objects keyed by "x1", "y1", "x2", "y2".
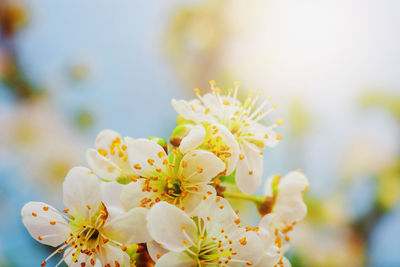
[{"x1": 97, "y1": 149, "x2": 108, "y2": 157}]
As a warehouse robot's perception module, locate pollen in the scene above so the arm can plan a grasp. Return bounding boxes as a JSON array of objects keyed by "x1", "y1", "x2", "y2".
[{"x1": 97, "y1": 149, "x2": 108, "y2": 156}]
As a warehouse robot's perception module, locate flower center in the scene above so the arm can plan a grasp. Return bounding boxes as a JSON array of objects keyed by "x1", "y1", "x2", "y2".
[{"x1": 65, "y1": 202, "x2": 109, "y2": 262}]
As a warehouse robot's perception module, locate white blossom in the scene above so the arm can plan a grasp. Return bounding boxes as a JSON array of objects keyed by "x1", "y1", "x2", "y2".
[
  {"x1": 172, "y1": 81, "x2": 281, "y2": 194},
  {"x1": 146, "y1": 197, "x2": 264, "y2": 266},
  {"x1": 21, "y1": 167, "x2": 151, "y2": 266},
  {"x1": 86, "y1": 129, "x2": 135, "y2": 183},
  {"x1": 121, "y1": 138, "x2": 225, "y2": 213}
]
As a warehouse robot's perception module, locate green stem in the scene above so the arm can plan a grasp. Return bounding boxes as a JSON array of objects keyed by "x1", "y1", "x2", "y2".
[{"x1": 223, "y1": 192, "x2": 264, "y2": 204}]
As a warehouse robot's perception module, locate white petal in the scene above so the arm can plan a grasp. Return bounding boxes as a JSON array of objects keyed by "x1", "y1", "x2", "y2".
[
  {"x1": 127, "y1": 138, "x2": 167, "y2": 176},
  {"x1": 254, "y1": 253, "x2": 281, "y2": 267},
  {"x1": 181, "y1": 150, "x2": 225, "y2": 184},
  {"x1": 279, "y1": 171, "x2": 309, "y2": 195},
  {"x1": 63, "y1": 166, "x2": 102, "y2": 220},
  {"x1": 98, "y1": 243, "x2": 130, "y2": 267},
  {"x1": 202, "y1": 93, "x2": 222, "y2": 114},
  {"x1": 187, "y1": 185, "x2": 216, "y2": 217},
  {"x1": 180, "y1": 184, "x2": 208, "y2": 214},
  {"x1": 199, "y1": 196, "x2": 238, "y2": 235},
  {"x1": 275, "y1": 194, "x2": 308, "y2": 224},
  {"x1": 230, "y1": 229, "x2": 264, "y2": 266},
  {"x1": 236, "y1": 142, "x2": 263, "y2": 194},
  {"x1": 171, "y1": 99, "x2": 206, "y2": 124},
  {"x1": 86, "y1": 149, "x2": 121, "y2": 181},
  {"x1": 179, "y1": 124, "x2": 206, "y2": 154},
  {"x1": 120, "y1": 179, "x2": 151, "y2": 211},
  {"x1": 212, "y1": 124, "x2": 239, "y2": 175},
  {"x1": 94, "y1": 129, "x2": 122, "y2": 150},
  {"x1": 264, "y1": 175, "x2": 274, "y2": 196},
  {"x1": 147, "y1": 240, "x2": 169, "y2": 263},
  {"x1": 21, "y1": 202, "x2": 70, "y2": 247},
  {"x1": 147, "y1": 202, "x2": 197, "y2": 252},
  {"x1": 155, "y1": 251, "x2": 196, "y2": 267},
  {"x1": 104, "y1": 207, "x2": 152, "y2": 244},
  {"x1": 248, "y1": 123, "x2": 280, "y2": 148},
  {"x1": 101, "y1": 181, "x2": 124, "y2": 209}
]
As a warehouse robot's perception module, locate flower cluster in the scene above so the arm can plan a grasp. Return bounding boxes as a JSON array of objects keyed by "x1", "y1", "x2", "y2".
[{"x1": 21, "y1": 81, "x2": 309, "y2": 267}]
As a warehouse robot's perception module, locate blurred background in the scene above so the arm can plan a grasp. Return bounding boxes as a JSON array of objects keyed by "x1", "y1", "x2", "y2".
[{"x1": 1, "y1": 0, "x2": 399, "y2": 266}]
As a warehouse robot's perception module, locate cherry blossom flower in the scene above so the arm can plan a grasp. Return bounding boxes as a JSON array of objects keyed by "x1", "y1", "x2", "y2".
[
  {"x1": 86, "y1": 129, "x2": 135, "y2": 183},
  {"x1": 120, "y1": 138, "x2": 225, "y2": 213},
  {"x1": 146, "y1": 198, "x2": 264, "y2": 267},
  {"x1": 172, "y1": 81, "x2": 282, "y2": 194},
  {"x1": 21, "y1": 166, "x2": 151, "y2": 266},
  {"x1": 253, "y1": 170, "x2": 309, "y2": 267}
]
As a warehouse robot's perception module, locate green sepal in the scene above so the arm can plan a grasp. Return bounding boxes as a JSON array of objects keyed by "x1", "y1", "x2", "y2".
[
  {"x1": 219, "y1": 173, "x2": 236, "y2": 184},
  {"x1": 126, "y1": 244, "x2": 139, "y2": 261},
  {"x1": 116, "y1": 176, "x2": 132, "y2": 185},
  {"x1": 148, "y1": 137, "x2": 168, "y2": 152},
  {"x1": 176, "y1": 115, "x2": 194, "y2": 126}
]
